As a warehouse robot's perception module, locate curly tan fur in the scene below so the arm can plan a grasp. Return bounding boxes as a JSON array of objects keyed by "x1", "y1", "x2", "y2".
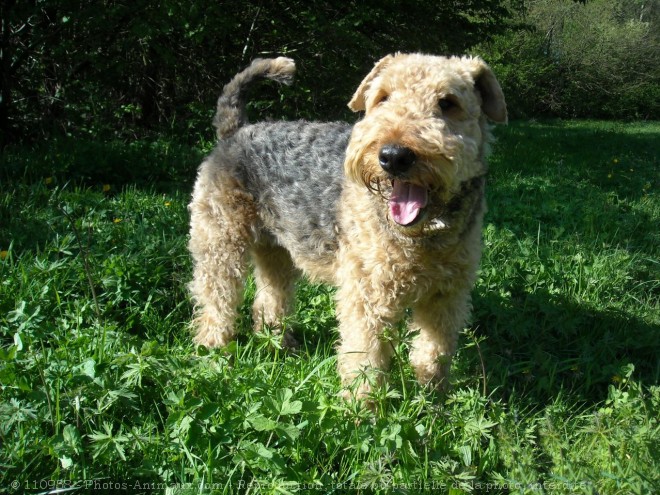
[{"x1": 188, "y1": 53, "x2": 506, "y2": 400}]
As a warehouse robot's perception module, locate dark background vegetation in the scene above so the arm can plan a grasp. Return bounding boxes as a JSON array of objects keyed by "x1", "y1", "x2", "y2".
[{"x1": 1, "y1": 0, "x2": 658, "y2": 148}]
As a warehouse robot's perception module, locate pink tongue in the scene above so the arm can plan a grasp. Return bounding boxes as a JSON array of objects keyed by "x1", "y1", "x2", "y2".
[{"x1": 389, "y1": 181, "x2": 428, "y2": 225}]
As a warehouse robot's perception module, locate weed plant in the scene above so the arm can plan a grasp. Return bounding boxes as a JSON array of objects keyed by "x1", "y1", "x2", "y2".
[{"x1": 1, "y1": 121, "x2": 658, "y2": 494}]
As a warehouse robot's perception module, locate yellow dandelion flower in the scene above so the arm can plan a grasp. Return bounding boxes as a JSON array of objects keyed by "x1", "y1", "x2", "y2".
[
  {"x1": 113, "y1": 218, "x2": 122, "y2": 224},
  {"x1": 0, "y1": 250, "x2": 8, "y2": 260},
  {"x1": 164, "y1": 201, "x2": 171, "y2": 207},
  {"x1": 103, "y1": 184, "x2": 111, "y2": 192}
]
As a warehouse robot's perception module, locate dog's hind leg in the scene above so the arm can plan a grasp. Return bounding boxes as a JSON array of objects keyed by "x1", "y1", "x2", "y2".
[
  {"x1": 251, "y1": 243, "x2": 299, "y2": 346},
  {"x1": 188, "y1": 166, "x2": 256, "y2": 348}
]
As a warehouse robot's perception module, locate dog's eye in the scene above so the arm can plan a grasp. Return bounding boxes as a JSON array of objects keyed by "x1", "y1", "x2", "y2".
[{"x1": 438, "y1": 98, "x2": 456, "y2": 112}]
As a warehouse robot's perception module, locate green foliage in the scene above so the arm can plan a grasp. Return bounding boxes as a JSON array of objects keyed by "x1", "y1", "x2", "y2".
[{"x1": 477, "y1": 0, "x2": 660, "y2": 119}]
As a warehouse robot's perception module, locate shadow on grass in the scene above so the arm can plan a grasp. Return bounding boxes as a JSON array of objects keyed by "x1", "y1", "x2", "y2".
[
  {"x1": 489, "y1": 120, "x2": 658, "y2": 252},
  {"x1": 470, "y1": 288, "x2": 659, "y2": 404},
  {"x1": 1, "y1": 137, "x2": 203, "y2": 191},
  {"x1": 491, "y1": 119, "x2": 658, "y2": 202},
  {"x1": 1, "y1": 137, "x2": 202, "y2": 255},
  {"x1": 475, "y1": 120, "x2": 659, "y2": 404}
]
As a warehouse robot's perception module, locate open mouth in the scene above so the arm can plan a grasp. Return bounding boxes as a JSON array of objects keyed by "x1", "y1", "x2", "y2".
[{"x1": 388, "y1": 180, "x2": 429, "y2": 226}]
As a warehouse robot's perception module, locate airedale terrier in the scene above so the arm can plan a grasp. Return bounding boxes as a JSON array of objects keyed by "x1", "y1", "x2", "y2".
[{"x1": 188, "y1": 54, "x2": 506, "y2": 399}]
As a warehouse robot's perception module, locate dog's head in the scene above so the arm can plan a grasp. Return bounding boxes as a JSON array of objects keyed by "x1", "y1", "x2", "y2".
[{"x1": 344, "y1": 53, "x2": 506, "y2": 232}]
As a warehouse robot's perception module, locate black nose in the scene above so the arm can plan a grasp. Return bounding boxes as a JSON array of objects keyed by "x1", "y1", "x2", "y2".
[{"x1": 379, "y1": 144, "x2": 416, "y2": 175}]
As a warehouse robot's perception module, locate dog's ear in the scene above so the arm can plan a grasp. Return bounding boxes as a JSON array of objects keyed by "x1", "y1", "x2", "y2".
[
  {"x1": 348, "y1": 54, "x2": 395, "y2": 112},
  {"x1": 469, "y1": 58, "x2": 507, "y2": 123}
]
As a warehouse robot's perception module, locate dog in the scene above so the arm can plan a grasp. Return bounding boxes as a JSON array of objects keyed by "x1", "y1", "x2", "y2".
[{"x1": 188, "y1": 54, "x2": 506, "y2": 399}]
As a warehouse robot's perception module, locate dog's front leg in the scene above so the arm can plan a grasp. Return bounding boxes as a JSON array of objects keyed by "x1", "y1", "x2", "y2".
[
  {"x1": 408, "y1": 290, "x2": 471, "y2": 389},
  {"x1": 334, "y1": 282, "x2": 395, "y2": 401}
]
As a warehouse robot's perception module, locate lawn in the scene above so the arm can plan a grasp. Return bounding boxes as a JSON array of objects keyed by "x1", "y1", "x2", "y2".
[{"x1": 1, "y1": 120, "x2": 658, "y2": 494}]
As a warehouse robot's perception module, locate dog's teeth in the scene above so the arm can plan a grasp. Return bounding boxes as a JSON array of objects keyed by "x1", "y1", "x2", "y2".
[{"x1": 428, "y1": 218, "x2": 447, "y2": 231}]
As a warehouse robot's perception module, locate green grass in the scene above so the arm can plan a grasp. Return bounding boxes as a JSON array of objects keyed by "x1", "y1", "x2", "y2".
[{"x1": 1, "y1": 120, "x2": 658, "y2": 494}]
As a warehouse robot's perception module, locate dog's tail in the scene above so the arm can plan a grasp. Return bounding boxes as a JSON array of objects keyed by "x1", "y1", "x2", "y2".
[{"x1": 213, "y1": 57, "x2": 296, "y2": 139}]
